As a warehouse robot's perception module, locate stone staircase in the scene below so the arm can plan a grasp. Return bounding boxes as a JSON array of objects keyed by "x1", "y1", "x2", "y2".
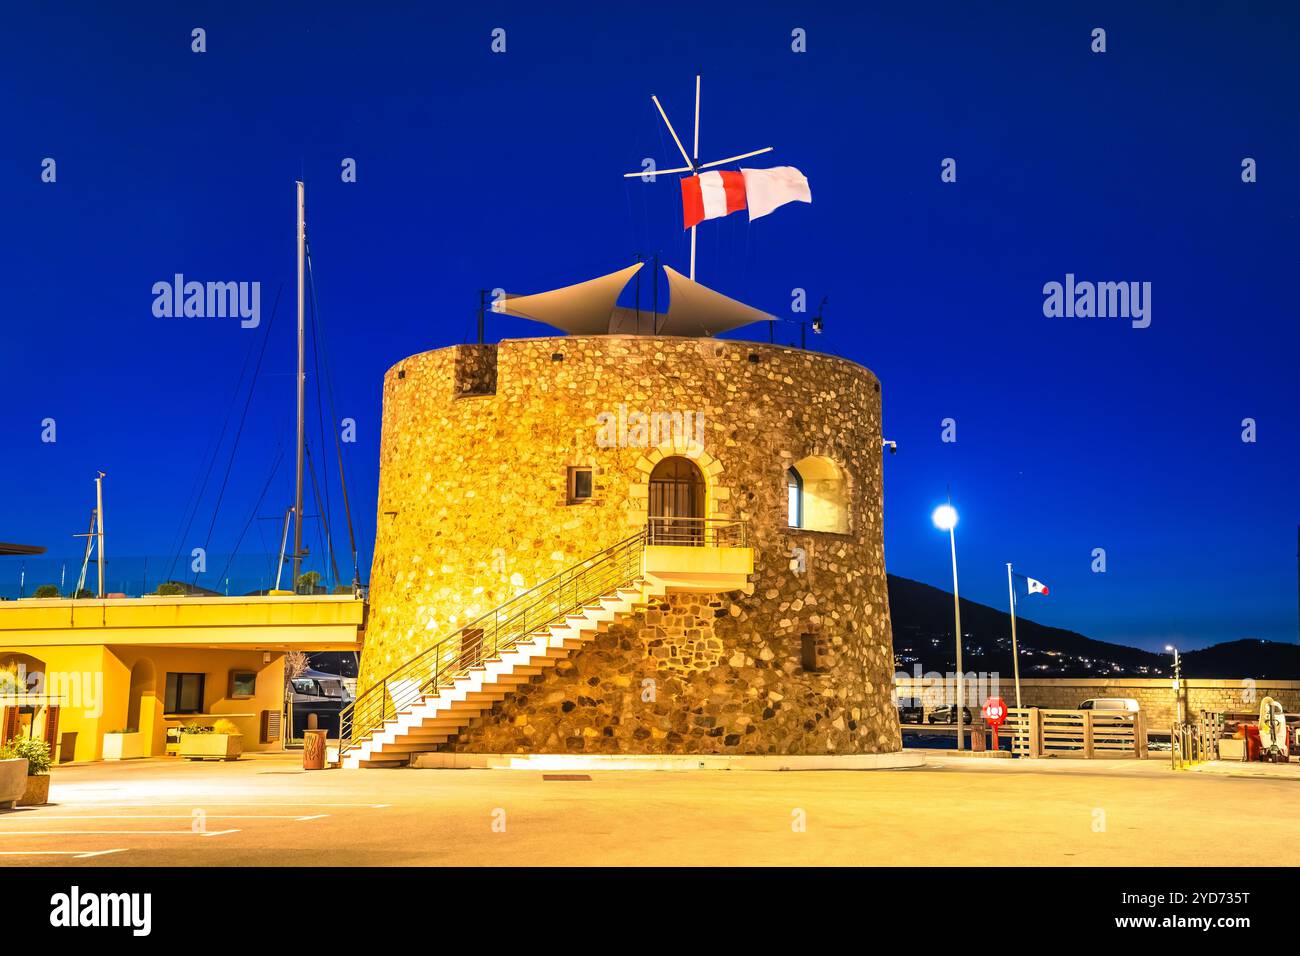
[{"x1": 339, "y1": 578, "x2": 666, "y2": 768}]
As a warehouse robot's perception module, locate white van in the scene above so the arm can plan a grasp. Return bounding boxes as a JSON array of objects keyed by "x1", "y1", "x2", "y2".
[{"x1": 1079, "y1": 697, "x2": 1140, "y2": 713}]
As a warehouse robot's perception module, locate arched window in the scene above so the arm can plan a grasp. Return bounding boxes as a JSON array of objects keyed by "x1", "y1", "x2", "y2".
[
  {"x1": 786, "y1": 468, "x2": 803, "y2": 528},
  {"x1": 787, "y1": 456, "x2": 849, "y2": 533}
]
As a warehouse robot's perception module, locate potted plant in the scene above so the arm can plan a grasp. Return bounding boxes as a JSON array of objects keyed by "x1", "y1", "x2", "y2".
[
  {"x1": 102, "y1": 728, "x2": 145, "y2": 761},
  {"x1": 178, "y1": 718, "x2": 243, "y2": 761},
  {"x1": 0, "y1": 748, "x2": 26, "y2": 811},
  {"x1": 1, "y1": 737, "x2": 51, "y2": 807}
]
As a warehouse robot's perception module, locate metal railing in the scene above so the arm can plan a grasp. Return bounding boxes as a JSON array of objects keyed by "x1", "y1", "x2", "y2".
[
  {"x1": 337, "y1": 530, "x2": 648, "y2": 762},
  {"x1": 1171, "y1": 718, "x2": 1219, "y2": 770},
  {"x1": 646, "y1": 516, "x2": 748, "y2": 548}
]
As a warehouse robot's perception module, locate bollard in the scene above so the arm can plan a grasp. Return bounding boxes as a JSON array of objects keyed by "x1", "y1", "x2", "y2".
[
  {"x1": 302, "y1": 728, "x2": 328, "y2": 770},
  {"x1": 970, "y1": 724, "x2": 986, "y2": 752}
]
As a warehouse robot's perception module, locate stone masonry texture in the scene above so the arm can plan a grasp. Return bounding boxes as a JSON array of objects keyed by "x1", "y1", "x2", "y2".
[{"x1": 360, "y1": 335, "x2": 900, "y2": 755}]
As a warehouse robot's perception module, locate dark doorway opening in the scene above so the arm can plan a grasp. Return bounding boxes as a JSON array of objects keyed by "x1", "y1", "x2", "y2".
[{"x1": 648, "y1": 456, "x2": 705, "y2": 544}]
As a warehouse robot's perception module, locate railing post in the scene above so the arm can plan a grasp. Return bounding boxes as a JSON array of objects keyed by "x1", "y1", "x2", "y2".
[
  {"x1": 1028, "y1": 707, "x2": 1042, "y2": 758},
  {"x1": 1082, "y1": 710, "x2": 1094, "y2": 758}
]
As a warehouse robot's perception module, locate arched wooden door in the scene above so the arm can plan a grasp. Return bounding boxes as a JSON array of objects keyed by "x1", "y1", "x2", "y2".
[{"x1": 648, "y1": 456, "x2": 704, "y2": 544}]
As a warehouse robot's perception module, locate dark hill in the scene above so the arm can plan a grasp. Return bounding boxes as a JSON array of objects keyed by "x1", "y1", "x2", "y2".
[
  {"x1": 1181, "y1": 639, "x2": 1300, "y2": 680},
  {"x1": 887, "y1": 574, "x2": 1299, "y2": 679}
]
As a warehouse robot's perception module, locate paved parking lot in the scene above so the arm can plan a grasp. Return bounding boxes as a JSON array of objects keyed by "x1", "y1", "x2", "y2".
[{"x1": 2, "y1": 752, "x2": 1297, "y2": 866}]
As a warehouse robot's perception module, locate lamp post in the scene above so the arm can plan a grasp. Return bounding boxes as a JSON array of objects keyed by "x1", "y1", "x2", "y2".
[
  {"x1": 1166, "y1": 644, "x2": 1183, "y2": 727},
  {"x1": 933, "y1": 504, "x2": 964, "y2": 750}
]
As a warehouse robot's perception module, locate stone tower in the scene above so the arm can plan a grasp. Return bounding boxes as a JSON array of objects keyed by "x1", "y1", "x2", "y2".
[{"x1": 360, "y1": 334, "x2": 901, "y2": 756}]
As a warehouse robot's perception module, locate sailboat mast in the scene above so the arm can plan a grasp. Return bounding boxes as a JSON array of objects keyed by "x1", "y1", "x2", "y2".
[
  {"x1": 95, "y1": 470, "x2": 105, "y2": 598},
  {"x1": 292, "y1": 180, "x2": 306, "y2": 592}
]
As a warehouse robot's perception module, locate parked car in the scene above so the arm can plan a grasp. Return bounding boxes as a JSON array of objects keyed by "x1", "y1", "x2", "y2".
[
  {"x1": 896, "y1": 702, "x2": 924, "y2": 724},
  {"x1": 927, "y1": 705, "x2": 973, "y2": 725},
  {"x1": 1079, "y1": 698, "x2": 1140, "y2": 713},
  {"x1": 289, "y1": 668, "x2": 351, "y2": 737}
]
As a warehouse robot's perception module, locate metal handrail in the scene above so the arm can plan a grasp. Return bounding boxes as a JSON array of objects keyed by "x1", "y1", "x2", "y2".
[
  {"x1": 338, "y1": 530, "x2": 648, "y2": 761},
  {"x1": 646, "y1": 516, "x2": 748, "y2": 548}
]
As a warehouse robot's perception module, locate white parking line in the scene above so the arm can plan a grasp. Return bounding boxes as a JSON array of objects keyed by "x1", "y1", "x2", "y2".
[
  {"x1": 9, "y1": 814, "x2": 329, "y2": 822},
  {"x1": 0, "y1": 849, "x2": 126, "y2": 859},
  {"x1": 0, "y1": 829, "x2": 240, "y2": 838},
  {"x1": 54, "y1": 802, "x2": 390, "y2": 809}
]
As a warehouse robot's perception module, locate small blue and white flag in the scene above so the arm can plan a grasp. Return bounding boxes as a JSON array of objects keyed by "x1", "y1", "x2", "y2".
[{"x1": 1015, "y1": 573, "x2": 1049, "y2": 596}]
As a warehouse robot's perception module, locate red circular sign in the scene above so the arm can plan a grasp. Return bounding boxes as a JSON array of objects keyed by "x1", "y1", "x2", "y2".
[{"x1": 982, "y1": 697, "x2": 1007, "y2": 726}]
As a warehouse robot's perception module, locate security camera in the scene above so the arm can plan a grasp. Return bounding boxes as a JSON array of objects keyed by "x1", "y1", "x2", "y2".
[{"x1": 882, "y1": 439, "x2": 897, "y2": 455}]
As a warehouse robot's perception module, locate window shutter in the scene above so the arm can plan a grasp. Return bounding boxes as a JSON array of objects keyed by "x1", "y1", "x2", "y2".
[
  {"x1": 42, "y1": 705, "x2": 61, "y2": 753},
  {"x1": 260, "y1": 709, "x2": 282, "y2": 744},
  {"x1": 1, "y1": 707, "x2": 18, "y2": 745}
]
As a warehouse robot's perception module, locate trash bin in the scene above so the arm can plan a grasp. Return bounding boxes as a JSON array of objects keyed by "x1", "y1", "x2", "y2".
[
  {"x1": 1243, "y1": 725, "x2": 1261, "y2": 762},
  {"x1": 302, "y1": 728, "x2": 328, "y2": 770},
  {"x1": 970, "y1": 724, "x2": 986, "y2": 752}
]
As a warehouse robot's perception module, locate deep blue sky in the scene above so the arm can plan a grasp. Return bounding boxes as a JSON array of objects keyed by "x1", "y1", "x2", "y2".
[{"x1": 2, "y1": 2, "x2": 1297, "y2": 651}]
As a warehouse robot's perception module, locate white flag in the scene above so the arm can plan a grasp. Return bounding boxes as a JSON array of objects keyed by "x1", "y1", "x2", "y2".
[{"x1": 741, "y1": 166, "x2": 812, "y2": 221}]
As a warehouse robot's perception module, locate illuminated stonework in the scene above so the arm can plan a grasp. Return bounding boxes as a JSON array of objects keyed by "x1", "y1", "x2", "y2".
[{"x1": 360, "y1": 335, "x2": 901, "y2": 755}]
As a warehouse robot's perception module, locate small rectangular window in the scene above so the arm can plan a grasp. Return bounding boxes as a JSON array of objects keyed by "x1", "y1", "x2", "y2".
[
  {"x1": 567, "y1": 467, "x2": 593, "y2": 503},
  {"x1": 800, "y1": 634, "x2": 824, "y2": 672},
  {"x1": 165, "y1": 672, "x2": 206, "y2": 714}
]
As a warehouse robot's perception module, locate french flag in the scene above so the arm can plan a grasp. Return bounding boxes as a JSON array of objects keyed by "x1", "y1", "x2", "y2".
[
  {"x1": 1012, "y1": 571, "x2": 1049, "y2": 596},
  {"x1": 681, "y1": 171, "x2": 747, "y2": 230}
]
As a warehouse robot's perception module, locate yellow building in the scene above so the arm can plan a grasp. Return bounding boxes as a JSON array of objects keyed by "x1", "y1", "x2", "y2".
[{"x1": 0, "y1": 594, "x2": 364, "y2": 762}]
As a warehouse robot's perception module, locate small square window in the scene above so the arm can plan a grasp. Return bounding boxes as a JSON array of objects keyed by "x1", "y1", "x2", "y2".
[
  {"x1": 165, "y1": 672, "x2": 206, "y2": 714},
  {"x1": 567, "y1": 467, "x2": 593, "y2": 504},
  {"x1": 800, "y1": 634, "x2": 826, "y2": 672},
  {"x1": 228, "y1": 670, "x2": 257, "y2": 699}
]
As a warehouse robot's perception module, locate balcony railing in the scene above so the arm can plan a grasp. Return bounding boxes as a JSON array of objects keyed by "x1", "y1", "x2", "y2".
[
  {"x1": 646, "y1": 516, "x2": 748, "y2": 548},
  {"x1": 338, "y1": 530, "x2": 646, "y2": 762}
]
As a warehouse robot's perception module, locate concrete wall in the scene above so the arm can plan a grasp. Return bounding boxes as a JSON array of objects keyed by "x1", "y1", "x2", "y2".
[
  {"x1": 363, "y1": 335, "x2": 900, "y2": 755},
  {"x1": 894, "y1": 676, "x2": 1300, "y2": 728}
]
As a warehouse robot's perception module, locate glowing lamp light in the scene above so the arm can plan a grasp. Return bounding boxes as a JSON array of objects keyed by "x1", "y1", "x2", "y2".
[{"x1": 931, "y1": 504, "x2": 958, "y2": 531}]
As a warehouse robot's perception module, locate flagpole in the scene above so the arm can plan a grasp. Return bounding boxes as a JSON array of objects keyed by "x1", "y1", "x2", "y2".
[
  {"x1": 1007, "y1": 563, "x2": 1022, "y2": 710},
  {"x1": 690, "y1": 73, "x2": 700, "y2": 281}
]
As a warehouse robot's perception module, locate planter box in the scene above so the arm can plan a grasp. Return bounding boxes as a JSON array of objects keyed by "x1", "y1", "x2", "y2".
[
  {"x1": 19, "y1": 774, "x2": 50, "y2": 806},
  {"x1": 0, "y1": 758, "x2": 28, "y2": 810},
  {"x1": 103, "y1": 731, "x2": 146, "y2": 761},
  {"x1": 179, "y1": 733, "x2": 243, "y2": 761},
  {"x1": 1218, "y1": 737, "x2": 1246, "y2": 761}
]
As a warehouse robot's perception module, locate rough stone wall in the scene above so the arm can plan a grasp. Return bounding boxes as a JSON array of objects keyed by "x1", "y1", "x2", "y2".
[
  {"x1": 362, "y1": 335, "x2": 899, "y2": 755},
  {"x1": 453, "y1": 343, "x2": 497, "y2": 396}
]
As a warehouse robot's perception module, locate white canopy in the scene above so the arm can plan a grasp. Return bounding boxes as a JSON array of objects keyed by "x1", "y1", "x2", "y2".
[{"x1": 492, "y1": 263, "x2": 774, "y2": 337}]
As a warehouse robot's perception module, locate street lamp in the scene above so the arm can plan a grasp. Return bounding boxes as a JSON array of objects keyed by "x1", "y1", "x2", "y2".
[
  {"x1": 1166, "y1": 644, "x2": 1183, "y2": 727},
  {"x1": 932, "y1": 504, "x2": 964, "y2": 750}
]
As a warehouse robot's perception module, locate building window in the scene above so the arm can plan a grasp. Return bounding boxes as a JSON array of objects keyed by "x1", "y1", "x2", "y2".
[
  {"x1": 786, "y1": 467, "x2": 803, "y2": 528},
  {"x1": 567, "y1": 467, "x2": 593, "y2": 504},
  {"x1": 165, "y1": 672, "x2": 206, "y2": 714},
  {"x1": 787, "y1": 456, "x2": 849, "y2": 534},
  {"x1": 800, "y1": 634, "x2": 826, "y2": 672},
  {"x1": 228, "y1": 670, "x2": 257, "y2": 699}
]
